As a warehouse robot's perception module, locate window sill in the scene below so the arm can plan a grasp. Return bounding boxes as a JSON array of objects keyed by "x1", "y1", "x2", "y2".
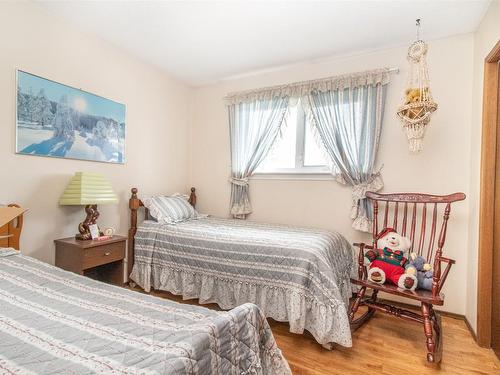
[{"x1": 250, "y1": 173, "x2": 334, "y2": 181}]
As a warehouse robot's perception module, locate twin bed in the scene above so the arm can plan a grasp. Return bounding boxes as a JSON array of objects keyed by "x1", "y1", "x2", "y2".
[
  {"x1": 0, "y1": 187, "x2": 354, "y2": 374},
  {"x1": 128, "y1": 188, "x2": 354, "y2": 349},
  {"x1": 0, "y1": 249, "x2": 289, "y2": 374}
]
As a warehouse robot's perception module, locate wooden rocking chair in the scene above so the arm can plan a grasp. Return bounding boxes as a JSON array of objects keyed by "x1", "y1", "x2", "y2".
[{"x1": 348, "y1": 191, "x2": 466, "y2": 363}]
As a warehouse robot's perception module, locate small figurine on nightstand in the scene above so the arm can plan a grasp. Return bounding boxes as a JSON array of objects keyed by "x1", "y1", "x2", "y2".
[{"x1": 97, "y1": 227, "x2": 115, "y2": 240}]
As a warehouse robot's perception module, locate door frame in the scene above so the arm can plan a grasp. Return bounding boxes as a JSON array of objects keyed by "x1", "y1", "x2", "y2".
[{"x1": 478, "y1": 40, "x2": 500, "y2": 347}]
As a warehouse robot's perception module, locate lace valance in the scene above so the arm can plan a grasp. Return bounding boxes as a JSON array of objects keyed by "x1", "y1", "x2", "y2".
[{"x1": 224, "y1": 68, "x2": 391, "y2": 105}]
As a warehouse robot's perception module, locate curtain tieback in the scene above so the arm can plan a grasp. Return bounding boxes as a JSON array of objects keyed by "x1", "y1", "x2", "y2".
[
  {"x1": 350, "y1": 173, "x2": 384, "y2": 228},
  {"x1": 351, "y1": 172, "x2": 384, "y2": 200},
  {"x1": 228, "y1": 177, "x2": 249, "y2": 187}
]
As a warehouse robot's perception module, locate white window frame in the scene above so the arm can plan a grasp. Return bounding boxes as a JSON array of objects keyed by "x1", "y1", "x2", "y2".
[{"x1": 253, "y1": 104, "x2": 331, "y2": 178}]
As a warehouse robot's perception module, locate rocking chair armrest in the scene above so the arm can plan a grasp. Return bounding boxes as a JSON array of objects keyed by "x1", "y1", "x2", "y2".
[
  {"x1": 437, "y1": 256, "x2": 456, "y2": 265},
  {"x1": 434, "y1": 256, "x2": 456, "y2": 295}
]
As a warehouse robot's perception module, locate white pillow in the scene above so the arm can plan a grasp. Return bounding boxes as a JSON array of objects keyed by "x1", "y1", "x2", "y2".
[{"x1": 143, "y1": 195, "x2": 199, "y2": 224}]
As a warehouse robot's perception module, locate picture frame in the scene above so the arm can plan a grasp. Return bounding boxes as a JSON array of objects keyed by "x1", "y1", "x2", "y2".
[
  {"x1": 89, "y1": 224, "x2": 100, "y2": 240},
  {"x1": 16, "y1": 70, "x2": 126, "y2": 164}
]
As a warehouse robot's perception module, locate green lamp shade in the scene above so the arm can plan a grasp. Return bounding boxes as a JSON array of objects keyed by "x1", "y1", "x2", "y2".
[{"x1": 59, "y1": 172, "x2": 118, "y2": 206}]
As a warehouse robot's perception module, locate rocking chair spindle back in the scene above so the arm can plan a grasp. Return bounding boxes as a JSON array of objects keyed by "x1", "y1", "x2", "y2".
[{"x1": 369, "y1": 192, "x2": 465, "y2": 264}]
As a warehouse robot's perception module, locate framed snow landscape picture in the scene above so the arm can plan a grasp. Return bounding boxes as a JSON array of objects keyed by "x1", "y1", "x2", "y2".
[{"x1": 16, "y1": 70, "x2": 125, "y2": 164}]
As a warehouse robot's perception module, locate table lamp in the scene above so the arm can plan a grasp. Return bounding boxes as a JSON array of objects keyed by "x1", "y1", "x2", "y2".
[{"x1": 59, "y1": 172, "x2": 118, "y2": 240}]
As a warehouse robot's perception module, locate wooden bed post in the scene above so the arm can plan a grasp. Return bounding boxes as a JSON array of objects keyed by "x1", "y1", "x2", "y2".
[
  {"x1": 127, "y1": 187, "x2": 197, "y2": 283},
  {"x1": 128, "y1": 188, "x2": 141, "y2": 282}
]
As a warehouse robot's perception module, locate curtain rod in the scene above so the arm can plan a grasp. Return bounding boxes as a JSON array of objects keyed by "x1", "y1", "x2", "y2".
[{"x1": 224, "y1": 67, "x2": 399, "y2": 101}]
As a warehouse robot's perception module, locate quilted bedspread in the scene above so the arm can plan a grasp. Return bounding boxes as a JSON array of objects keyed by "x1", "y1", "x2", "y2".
[
  {"x1": 130, "y1": 217, "x2": 354, "y2": 348},
  {"x1": 0, "y1": 248, "x2": 290, "y2": 375}
]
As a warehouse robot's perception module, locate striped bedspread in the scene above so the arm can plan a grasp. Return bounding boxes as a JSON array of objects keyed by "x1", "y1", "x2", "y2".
[
  {"x1": 130, "y1": 217, "x2": 353, "y2": 348},
  {"x1": 0, "y1": 248, "x2": 290, "y2": 375}
]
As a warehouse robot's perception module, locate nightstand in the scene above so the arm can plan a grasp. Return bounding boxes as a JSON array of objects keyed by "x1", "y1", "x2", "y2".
[{"x1": 54, "y1": 235, "x2": 126, "y2": 285}]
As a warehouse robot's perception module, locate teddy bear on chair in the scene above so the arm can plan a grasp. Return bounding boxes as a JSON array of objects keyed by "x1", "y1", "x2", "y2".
[
  {"x1": 364, "y1": 228, "x2": 418, "y2": 291},
  {"x1": 406, "y1": 253, "x2": 434, "y2": 290}
]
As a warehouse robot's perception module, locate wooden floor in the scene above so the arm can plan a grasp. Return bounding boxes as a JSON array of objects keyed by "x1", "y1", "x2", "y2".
[{"x1": 131, "y1": 287, "x2": 499, "y2": 375}]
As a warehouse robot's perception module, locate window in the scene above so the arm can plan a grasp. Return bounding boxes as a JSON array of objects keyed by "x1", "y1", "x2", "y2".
[{"x1": 256, "y1": 101, "x2": 330, "y2": 174}]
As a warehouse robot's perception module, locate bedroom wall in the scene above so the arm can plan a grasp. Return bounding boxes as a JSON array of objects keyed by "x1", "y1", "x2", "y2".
[
  {"x1": 465, "y1": 0, "x2": 500, "y2": 334},
  {"x1": 0, "y1": 2, "x2": 192, "y2": 265},
  {"x1": 189, "y1": 34, "x2": 474, "y2": 315}
]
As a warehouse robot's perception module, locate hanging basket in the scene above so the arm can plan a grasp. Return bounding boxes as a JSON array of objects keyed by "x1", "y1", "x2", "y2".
[{"x1": 397, "y1": 38, "x2": 438, "y2": 153}]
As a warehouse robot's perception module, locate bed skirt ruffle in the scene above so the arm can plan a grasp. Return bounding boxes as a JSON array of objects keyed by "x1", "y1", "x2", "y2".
[{"x1": 130, "y1": 263, "x2": 352, "y2": 348}]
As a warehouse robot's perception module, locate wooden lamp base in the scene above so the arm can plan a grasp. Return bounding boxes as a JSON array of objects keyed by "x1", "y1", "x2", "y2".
[{"x1": 76, "y1": 204, "x2": 102, "y2": 240}]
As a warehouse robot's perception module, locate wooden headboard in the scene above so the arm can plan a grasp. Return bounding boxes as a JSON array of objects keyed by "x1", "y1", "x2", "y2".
[
  {"x1": 127, "y1": 187, "x2": 196, "y2": 281},
  {"x1": 0, "y1": 204, "x2": 24, "y2": 250}
]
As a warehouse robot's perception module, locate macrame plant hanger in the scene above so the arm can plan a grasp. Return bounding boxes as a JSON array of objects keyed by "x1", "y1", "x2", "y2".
[{"x1": 397, "y1": 19, "x2": 438, "y2": 153}]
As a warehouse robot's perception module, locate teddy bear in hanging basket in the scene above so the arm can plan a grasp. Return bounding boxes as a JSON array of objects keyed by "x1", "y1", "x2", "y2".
[{"x1": 397, "y1": 23, "x2": 438, "y2": 153}]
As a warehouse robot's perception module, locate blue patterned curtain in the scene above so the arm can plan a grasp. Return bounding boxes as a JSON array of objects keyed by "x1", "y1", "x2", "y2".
[
  {"x1": 306, "y1": 81, "x2": 388, "y2": 231},
  {"x1": 228, "y1": 96, "x2": 289, "y2": 218}
]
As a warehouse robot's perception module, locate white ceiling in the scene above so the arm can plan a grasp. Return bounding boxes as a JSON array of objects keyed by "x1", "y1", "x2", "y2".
[{"x1": 38, "y1": 0, "x2": 491, "y2": 86}]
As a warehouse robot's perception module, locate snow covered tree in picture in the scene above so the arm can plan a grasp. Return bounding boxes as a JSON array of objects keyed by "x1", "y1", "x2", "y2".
[
  {"x1": 26, "y1": 87, "x2": 39, "y2": 123},
  {"x1": 119, "y1": 123, "x2": 125, "y2": 139},
  {"x1": 108, "y1": 121, "x2": 119, "y2": 140},
  {"x1": 17, "y1": 86, "x2": 28, "y2": 121},
  {"x1": 52, "y1": 94, "x2": 75, "y2": 141},
  {"x1": 79, "y1": 127, "x2": 87, "y2": 138},
  {"x1": 37, "y1": 89, "x2": 54, "y2": 127},
  {"x1": 93, "y1": 120, "x2": 110, "y2": 141}
]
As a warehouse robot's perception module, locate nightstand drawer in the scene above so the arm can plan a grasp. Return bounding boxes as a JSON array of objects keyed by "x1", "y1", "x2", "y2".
[{"x1": 82, "y1": 242, "x2": 125, "y2": 269}]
